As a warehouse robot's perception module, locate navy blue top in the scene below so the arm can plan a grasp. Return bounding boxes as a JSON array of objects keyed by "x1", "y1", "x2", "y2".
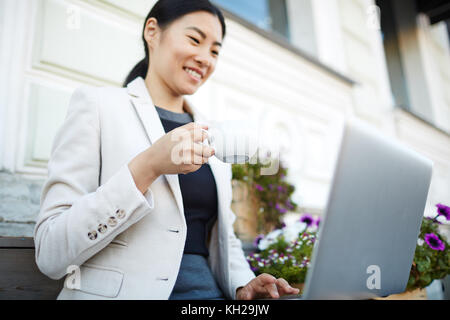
[{"x1": 155, "y1": 106, "x2": 218, "y2": 257}]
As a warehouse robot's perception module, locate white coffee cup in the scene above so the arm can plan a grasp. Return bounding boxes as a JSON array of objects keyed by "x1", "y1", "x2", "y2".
[{"x1": 201, "y1": 120, "x2": 258, "y2": 164}]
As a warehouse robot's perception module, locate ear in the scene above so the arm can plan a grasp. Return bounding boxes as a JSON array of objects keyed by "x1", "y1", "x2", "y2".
[{"x1": 143, "y1": 17, "x2": 161, "y2": 49}]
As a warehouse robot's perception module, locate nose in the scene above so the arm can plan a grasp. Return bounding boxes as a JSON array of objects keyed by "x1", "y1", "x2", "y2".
[{"x1": 195, "y1": 52, "x2": 212, "y2": 69}]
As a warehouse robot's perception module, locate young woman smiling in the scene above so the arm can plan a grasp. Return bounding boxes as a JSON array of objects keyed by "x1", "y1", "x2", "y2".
[{"x1": 34, "y1": 0, "x2": 298, "y2": 300}]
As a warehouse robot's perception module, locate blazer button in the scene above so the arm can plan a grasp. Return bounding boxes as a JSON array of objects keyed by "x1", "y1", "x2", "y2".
[
  {"x1": 116, "y1": 209, "x2": 126, "y2": 219},
  {"x1": 88, "y1": 230, "x2": 97, "y2": 240},
  {"x1": 107, "y1": 216, "x2": 118, "y2": 227},
  {"x1": 98, "y1": 223, "x2": 107, "y2": 234}
]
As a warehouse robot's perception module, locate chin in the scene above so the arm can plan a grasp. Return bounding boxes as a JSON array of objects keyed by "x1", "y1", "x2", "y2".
[{"x1": 181, "y1": 85, "x2": 200, "y2": 95}]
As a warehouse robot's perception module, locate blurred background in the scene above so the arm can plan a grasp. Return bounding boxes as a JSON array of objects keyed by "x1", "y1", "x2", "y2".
[{"x1": 0, "y1": 0, "x2": 449, "y2": 299}]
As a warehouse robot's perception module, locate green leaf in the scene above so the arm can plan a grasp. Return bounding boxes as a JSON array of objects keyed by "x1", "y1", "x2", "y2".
[{"x1": 417, "y1": 261, "x2": 426, "y2": 273}]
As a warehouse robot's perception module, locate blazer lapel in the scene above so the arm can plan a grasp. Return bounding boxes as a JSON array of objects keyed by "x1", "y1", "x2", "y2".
[
  {"x1": 184, "y1": 98, "x2": 232, "y2": 236},
  {"x1": 127, "y1": 77, "x2": 185, "y2": 218},
  {"x1": 126, "y1": 77, "x2": 228, "y2": 228}
]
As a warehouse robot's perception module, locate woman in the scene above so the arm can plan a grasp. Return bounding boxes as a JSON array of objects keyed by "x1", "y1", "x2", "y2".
[{"x1": 34, "y1": 0, "x2": 299, "y2": 300}]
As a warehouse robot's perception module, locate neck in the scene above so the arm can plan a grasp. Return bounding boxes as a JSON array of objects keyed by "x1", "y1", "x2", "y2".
[{"x1": 144, "y1": 74, "x2": 185, "y2": 114}]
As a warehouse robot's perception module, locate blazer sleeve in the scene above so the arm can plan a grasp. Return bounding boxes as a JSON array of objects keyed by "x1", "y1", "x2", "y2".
[
  {"x1": 224, "y1": 164, "x2": 256, "y2": 300},
  {"x1": 33, "y1": 85, "x2": 155, "y2": 280}
]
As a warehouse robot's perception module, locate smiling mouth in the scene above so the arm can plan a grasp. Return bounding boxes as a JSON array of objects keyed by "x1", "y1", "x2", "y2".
[{"x1": 183, "y1": 67, "x2": 203, "y2": 81}]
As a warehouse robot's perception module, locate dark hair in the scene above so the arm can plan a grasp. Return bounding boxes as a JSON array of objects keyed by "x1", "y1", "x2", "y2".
[{"x1": 123, "y1": 0, "x2": 226, "y2": 87}]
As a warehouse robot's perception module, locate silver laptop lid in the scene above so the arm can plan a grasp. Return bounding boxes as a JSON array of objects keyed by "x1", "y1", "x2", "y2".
[{"x1": 303, "y1": 119, "x2": 433, "y2": 299}]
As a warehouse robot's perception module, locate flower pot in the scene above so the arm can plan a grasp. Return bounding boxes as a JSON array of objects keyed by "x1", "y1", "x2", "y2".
[
  {"x1": 231, "y1": 180, "x2": 259, "y2": 242},
  {"x1": 374, "y1": 288, "x2": 427, "y2": 300}
]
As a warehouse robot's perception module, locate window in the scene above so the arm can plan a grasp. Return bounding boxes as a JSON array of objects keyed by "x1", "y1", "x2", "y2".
[
  {"x1": 378, "y1": 0, "x2": 449, "y2": 126},
  {"x1": 212, "y1": 0, "x2": 290, "y2": 40},
  {"x1": 447, "y1": 19, "x2": 450, "y2": 42}
]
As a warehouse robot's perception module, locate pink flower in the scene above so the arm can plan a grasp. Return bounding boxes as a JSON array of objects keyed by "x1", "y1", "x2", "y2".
[
  {"x1": 424, "y1": 233, "x2": 445, "y2": 251},
  {"x1": 436, "y1": 203, "x2": 450, "y2": 221},
  {"x1": 255, "y1": 184, "x2": 264, "y2": 192}
]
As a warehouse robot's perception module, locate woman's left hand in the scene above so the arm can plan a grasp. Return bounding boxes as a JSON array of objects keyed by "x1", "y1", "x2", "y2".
[{"x1": 235, "y1": 273, "x2": 300, "y2": 300}]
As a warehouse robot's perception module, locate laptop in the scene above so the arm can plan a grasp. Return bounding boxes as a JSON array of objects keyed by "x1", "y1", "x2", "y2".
[{"x1": 275, "y1": 119, "x2": 433, "y2": 300}]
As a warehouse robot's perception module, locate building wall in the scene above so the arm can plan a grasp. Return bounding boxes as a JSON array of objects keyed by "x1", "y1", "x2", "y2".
[
  {"x1": 0, "y1": 0, "x2": 449, "y2": 237},
  {"x1": 0, "y1": 0, "x2": 154, "y2": 235},
  {"x1": 298, "y1": 0, "x2": 450, "y2": 220},
  {"x1": 421, "y1": 19, "x2": 450, "y2": 133}
]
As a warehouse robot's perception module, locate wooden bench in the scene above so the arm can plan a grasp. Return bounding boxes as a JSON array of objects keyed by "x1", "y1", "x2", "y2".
[
  {"x1": 0, "y1": 237, "x2": 64, "y2": 299},
  {"x1": 2, "y1": 236, "x2": 447, "y2": 300},
  {"x1": 0, "y1": 236, "x2": 253, "y2": 300}
]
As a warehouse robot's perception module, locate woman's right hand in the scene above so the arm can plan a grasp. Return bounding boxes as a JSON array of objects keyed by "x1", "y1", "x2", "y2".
[{"x1": 128, "y1": 122, "x2": 215, "y2": 194}]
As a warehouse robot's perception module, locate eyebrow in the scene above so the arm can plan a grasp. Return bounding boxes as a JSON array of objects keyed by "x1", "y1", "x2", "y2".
[{"x1": 185, "y1": 26, "x2": 222, "y2": 47}]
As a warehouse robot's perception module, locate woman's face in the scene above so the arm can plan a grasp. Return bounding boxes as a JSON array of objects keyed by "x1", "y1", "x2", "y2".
[{"x1": 145, "y1": 11, "x2": 223, "y2": 96}]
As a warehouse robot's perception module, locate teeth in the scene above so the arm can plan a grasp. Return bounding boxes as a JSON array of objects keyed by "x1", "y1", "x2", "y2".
[{"x1": 184, "y1": 67, "x2": 201, "y2": 79}]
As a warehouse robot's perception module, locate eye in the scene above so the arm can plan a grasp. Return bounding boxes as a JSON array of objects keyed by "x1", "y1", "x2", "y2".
[
  {"x1": 212, "y1": 51, "x2": 219, "y2": 56},
  {"x1": 188, "y1": 36, "x2": 199, "y2": 44}
]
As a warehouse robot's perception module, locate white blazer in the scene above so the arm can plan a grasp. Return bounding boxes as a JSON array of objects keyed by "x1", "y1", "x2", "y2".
[{"x1": 34, "y1": 76, "x2": 255, "y2": 300}]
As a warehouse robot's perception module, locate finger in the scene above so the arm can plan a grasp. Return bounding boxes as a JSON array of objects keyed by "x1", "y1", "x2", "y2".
[
  {"x1": 276, "y1": 278, "x2": 294, "y2": 292},
  {"x1": 192, "y1": 143, "x2": 215, "y2": 158},
  {"x1": 276, "y1": 278, "x2": 300, "y2": 295},
  {"x1": 182, "y1": 122, "x2": 200, "y2": 130},
  {"x1": 238, "y1": 287, "x2": 253, "y2": 300},
  {"x1": 194, "y1": 151, "x2": 211, "y2": 165},
  {"x1": 190, "y1": 152, "x2": 205, "y2": 165},
  {"x1": 174, "y1": 124, "x2": 207, "y2": 144},
  {"x1": 179, "y1": 143, "x2": 211, "y2": 165},
  {"x1": 264, "y1": 282, "x2": 279, "y2": 299},
  {"x1": 194, "y1": 122, "x2": 209, "y2": 131},
  {"x1": 191, "y1": 128, "x2": 209, "y2": 143},
  {"x1": 255, "y1": 274, "x2": 278, "y2": 298},
  {"x1": 255, "y1": 273, "x2": 277, "y2": 287},
  {"x1": 180, "y1": 148, "x2": 203, "y2": 165},
  {"x1": 185, "y1": 122, "x2": 208, "y2": 132},
  {"x1": 201, "y1": 156, "x2": 209, "y2": 164}
]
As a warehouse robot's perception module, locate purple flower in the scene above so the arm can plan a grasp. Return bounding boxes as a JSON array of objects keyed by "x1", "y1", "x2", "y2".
[
  {"x1": 268, "y1": 184, "x2": 274, "y2": 190},
  {"x1": 424, "y1": 233, "x2": 445, "y2": 251},
  {"x1": 315, "y1": 217, "x2": 321, "y2": 227},
  {"x1": 300, "y1": 213, "x2": 314, "y2": 226},
  {"x1": 427, "y1": 216, "x2": 442, "y2": 225},
  {"x1": 253, "y1": 234, "x2": 264, "y2": 248},
  {"x1": 255, "y1": 184, "x2": 264, "y2": 192},
  {"x1": 436, "y1": 203, "x2": 450, "y2": 221},
  {"x1": 285, "y1": 200, "x2": 294, "y2": 210},
  {"x1": 275, "y1": 203, "x2": 287, "y2": 214}
]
